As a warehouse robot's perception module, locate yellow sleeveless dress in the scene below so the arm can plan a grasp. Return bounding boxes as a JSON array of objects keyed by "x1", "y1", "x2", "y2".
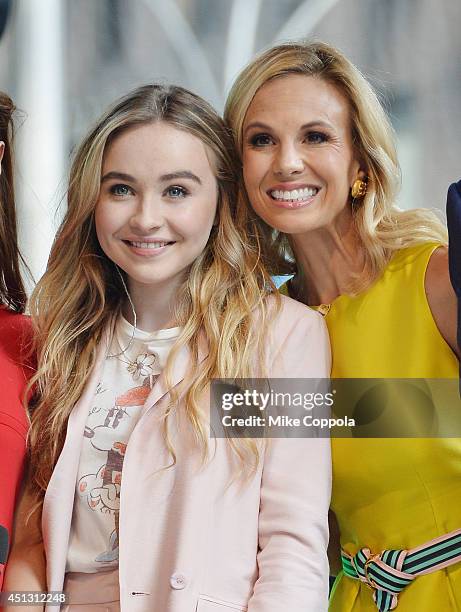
[{"x1": 282, "y1": 242, "x2": 461, "y2": 611}]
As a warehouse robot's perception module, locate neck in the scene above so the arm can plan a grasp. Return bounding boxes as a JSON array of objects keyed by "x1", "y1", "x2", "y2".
[
  {"x1": 290, "y1": 213, "x2": 365, "y2": 305},
  {"x1": 123, "y1": 277, "x2": 182, "y2": 333}
]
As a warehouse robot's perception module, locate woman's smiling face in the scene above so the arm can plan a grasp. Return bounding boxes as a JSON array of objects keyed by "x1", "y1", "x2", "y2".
[
  {"x1": 242, "y1": 74, "x2": 363, "y2": 235},
  {"x1": 95, "y1": 121, "x2": 218, "y2": 295}
]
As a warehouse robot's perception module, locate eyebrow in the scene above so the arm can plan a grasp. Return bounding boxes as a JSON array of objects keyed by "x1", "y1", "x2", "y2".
[
  {"x1": 100, "y1": 169, "x2": 202, "y2": 185},
  {"x1": 244, "y1": 120, "x2": 334, "y2": 134},
  {"x1": 101, "y1": 171, "x2": 137, "y2": 183},
  {"x1": 159, "y1": 170, "x2": 202, "y2": 185}
]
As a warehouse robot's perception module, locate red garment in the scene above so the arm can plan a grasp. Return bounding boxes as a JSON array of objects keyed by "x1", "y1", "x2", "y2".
[{"x1": 0, "y1": 308, "x2": 33, "y2": 589}]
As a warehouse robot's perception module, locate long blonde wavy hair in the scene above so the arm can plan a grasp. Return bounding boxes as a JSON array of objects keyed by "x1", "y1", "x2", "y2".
[
  {"x1": 28, "y1": 84, "x2": 276, "y2": 505},
  {"x1": 224, "y1": 41, "x2": 447, "y2": 291}
]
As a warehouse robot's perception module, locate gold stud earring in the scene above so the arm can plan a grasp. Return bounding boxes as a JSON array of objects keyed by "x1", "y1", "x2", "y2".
[{"x1": 351, "y1": 178, "x2": 367, "y2": 199}]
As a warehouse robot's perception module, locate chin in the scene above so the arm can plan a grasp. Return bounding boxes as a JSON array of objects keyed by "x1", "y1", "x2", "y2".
[
  {"x1": 128, "y1": 272, "x2": 169, "y2": 286},
  {"x1": 260, "y1": 216, "x2": 314, "y2": 235},
  {"x1": 127, "y1": 265, "x2": 190, "y2": 289}
]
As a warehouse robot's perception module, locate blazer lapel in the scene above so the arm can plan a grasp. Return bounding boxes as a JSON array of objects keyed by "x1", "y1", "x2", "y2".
[
  {"x1": 42, "y1": 332, "x2": 109, "y2": 596},
  {"x1": 42, "y1": 326, "x2": 208, "y2": 598}
]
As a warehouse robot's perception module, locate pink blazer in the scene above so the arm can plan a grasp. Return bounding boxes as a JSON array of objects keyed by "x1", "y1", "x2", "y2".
[{"x1": 42, "y1": 295, "x2": 332, "y2": 611}]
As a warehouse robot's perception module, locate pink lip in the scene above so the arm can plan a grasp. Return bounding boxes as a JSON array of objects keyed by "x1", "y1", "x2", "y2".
[
  {"x1": 270, "y1": 197, "x2": 316, "y2": 210},
  {"x1": 123, "y1": 237, "x2": 174, "y2": 243},
  {"x1": 266, "y1": 185, "x2": 320, "y2": 210}
]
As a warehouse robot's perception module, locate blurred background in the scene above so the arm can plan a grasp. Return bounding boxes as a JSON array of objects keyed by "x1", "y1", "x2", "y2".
[{"x1": 0, "y1": 0, "x2": 460, "y2": 283}]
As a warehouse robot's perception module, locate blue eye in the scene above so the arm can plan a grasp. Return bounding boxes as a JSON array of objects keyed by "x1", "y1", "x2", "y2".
[
  {"x1": 306, "y1": 131, "x2": 328, "y2": 144},
  {"x1": 249, "y1": 133, "x2": 274, "y2": 147},
  {"x1": 166, "y1": 185, "x2": 187, "y2": 198},
  {"x1": 110, "y1": 184, "x2": 133, "y2": 196}
]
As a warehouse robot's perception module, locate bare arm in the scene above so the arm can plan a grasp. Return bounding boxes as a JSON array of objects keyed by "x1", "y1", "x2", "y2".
[
  {"x1": 2, "y1": 488, "x2": 46, "y2": 612},
  {"x1": 425, "y1": 246, "x2": 459, "y2": 358}
]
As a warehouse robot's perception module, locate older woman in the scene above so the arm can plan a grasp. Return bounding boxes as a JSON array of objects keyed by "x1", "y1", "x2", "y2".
[
  {"x1": 0, "y1": 92, "x2": 31, "y2": 589},
  {"x1": 225, "y1": 42, "x2": 460, "y2": 612}
]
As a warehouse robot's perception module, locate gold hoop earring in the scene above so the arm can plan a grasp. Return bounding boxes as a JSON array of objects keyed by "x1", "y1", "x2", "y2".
[{"x1": 351, "y1": 178, "x2": 367, "y2": 199}]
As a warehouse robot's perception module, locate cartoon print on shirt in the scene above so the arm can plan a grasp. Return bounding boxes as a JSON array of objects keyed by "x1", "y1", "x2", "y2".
[
  {"x1": 127, "y1": 351, "x2": 157, "y2": 380},
  {"x1": 77, "y1": 376, "x2": 154, "y2": 564}
]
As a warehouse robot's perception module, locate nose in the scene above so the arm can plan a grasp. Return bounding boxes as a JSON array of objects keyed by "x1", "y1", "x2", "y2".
[
  {"x1": 129, "y1": 194, "x2": 164, "y2": 233},
  {"x1": 273, "y1": 142, "x2": 304, "y2": 176}
]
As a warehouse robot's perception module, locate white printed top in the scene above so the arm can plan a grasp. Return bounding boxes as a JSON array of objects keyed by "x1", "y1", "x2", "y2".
[{"x1": 66, "y1": 316, "x2": 180, "y2": 573}]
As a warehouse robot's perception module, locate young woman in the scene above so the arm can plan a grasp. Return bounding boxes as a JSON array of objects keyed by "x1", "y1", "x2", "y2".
[
  {"x1": 225, "y1": 42, "x2": 460, "y2": 612},
  {"x1": 0, "y1": 92, "x2": 31, "y2": 590},
  {"x1": 6, "y1": 84, "x2": 331, "y2": 611}
]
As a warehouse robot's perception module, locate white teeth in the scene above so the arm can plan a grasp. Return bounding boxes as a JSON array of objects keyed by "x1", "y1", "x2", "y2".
[
  {"x1": 270, "y1": 187, "x2": 318, "y2": 201},
  {"x1": 130, "y1": 241, "x2": 170, "y2": 249}
]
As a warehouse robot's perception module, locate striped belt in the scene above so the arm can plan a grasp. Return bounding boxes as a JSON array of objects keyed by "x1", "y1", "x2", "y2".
[{"x1": 341, "y1": 527, "x2": 461, "y2": 611}]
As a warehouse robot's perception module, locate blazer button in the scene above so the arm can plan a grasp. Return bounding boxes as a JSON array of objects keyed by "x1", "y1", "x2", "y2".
[{"x1": 170, "y1": 572, "x2": 187, "y2": 590}]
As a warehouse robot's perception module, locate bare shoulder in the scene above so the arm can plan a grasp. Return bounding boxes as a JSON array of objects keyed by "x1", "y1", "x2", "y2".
[{"x1": 425, "y1": 246, "x2": 459, "y2": 356}]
